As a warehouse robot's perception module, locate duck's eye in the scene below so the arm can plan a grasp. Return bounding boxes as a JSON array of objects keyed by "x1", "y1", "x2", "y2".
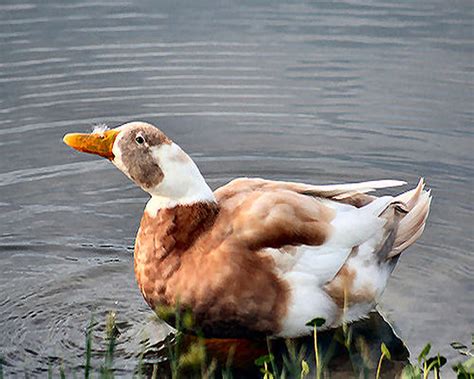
[{"x1": 135, "y1": 135, "x2": 145, "y2": 145}]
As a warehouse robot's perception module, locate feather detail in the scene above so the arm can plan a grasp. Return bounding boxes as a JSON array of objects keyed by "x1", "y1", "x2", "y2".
[
  {"x1": 389, "y1": 179, "x2": 432, "y2": 258},
  {"x1": 218, "y1": 177, "x2": 406, "y2": 200},
  {"x1": 92, "y1": 123, "x2": 109, "y2": 134}
]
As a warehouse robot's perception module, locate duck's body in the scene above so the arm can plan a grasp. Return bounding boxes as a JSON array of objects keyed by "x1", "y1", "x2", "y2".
[{"x1": 64, "y1": 121, "x2": 431, "y2": 338}]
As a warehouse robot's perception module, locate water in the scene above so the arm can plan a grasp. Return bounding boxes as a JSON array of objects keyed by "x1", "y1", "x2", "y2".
[{"x1": 0, "y1": 0, "x2": 472, "y2": 376}]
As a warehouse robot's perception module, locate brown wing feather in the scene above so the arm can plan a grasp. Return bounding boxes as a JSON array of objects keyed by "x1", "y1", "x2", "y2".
[
  {"x1": 215, "y1": 179, "x2": 336, "y2": 251},
  {"x1": 215, "y1": 177, "x2": 378, "y2": 209}
]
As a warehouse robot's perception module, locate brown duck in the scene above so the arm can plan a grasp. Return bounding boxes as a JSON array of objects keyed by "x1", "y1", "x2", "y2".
[{"x1": 63, "y1": 121, "x2": 431, "y2": 338}]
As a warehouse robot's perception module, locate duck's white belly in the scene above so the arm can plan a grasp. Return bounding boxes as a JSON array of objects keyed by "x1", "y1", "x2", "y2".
[
  {"x1": 267, "y1": 241, "x2": 393, "y2": 337},
  {"x1": 277, "y1": 271, "x2": 339, "y2": 337},
  {"x1": 263, "y1": 245, "x2": 345, "y2": 337},
  {"x1": 269, "y1": 246, "x2": 385, "y2": 337},
  {"x1": 263, "y1": 197, "x2": 396, "y2": 337}
]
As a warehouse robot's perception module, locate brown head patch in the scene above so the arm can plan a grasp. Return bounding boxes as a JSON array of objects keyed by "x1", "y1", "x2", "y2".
[{"x1": 116, "y1": 123, "x2": 171, "y2": 189}]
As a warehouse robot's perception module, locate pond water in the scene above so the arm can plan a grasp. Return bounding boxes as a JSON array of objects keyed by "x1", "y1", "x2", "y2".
[{"x1": 0, "y1": 0, "x2": 472, "y2": 377}]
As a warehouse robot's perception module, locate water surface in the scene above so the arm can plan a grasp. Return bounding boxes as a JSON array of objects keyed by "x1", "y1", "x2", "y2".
[{"x1": 0, "y1": 0, "x2": 473, "y2": 376}]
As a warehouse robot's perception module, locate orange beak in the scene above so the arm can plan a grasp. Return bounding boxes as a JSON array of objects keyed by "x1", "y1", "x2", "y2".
[{"x1": 63, "y1": 129, "x2": 120, "y2": 160}]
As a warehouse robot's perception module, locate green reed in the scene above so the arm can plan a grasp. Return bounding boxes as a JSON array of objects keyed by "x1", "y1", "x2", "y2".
[{"x1": 2, "y1": 311, "x2": 472, "y2": 378}]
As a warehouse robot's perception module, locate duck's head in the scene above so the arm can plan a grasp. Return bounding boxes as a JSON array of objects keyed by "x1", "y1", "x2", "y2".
[{"x1": 63, "y1": 121, "x2": 215, "y2": 209}]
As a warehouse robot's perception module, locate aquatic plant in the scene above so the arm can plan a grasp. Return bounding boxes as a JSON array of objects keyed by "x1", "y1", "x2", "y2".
[
  {"x1": 305, "y1": 317, "x2": 326, "y2": 379},
  {"x1": 1, "y1": 311, "x2": 472, "y2": 378},
  {"x1": 376, "y1": 342, "x2": 391, "y2": 379},
  {"x1": 450, "y1": 337, "x2": 474, "y2": 378}
]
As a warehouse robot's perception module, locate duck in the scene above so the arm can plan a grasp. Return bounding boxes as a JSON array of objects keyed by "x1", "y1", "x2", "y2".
[{"x1": 63, "y1": 121, "x2": 431, "y2": 338}]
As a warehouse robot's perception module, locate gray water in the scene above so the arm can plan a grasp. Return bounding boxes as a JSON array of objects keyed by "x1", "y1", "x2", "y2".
[{"x1": 0, "y1": 0, "x2": 473, "y2": 377}]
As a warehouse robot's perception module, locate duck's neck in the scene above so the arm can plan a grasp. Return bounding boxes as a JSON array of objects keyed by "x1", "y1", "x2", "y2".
[
  {"x1": 146, "y1": 191, "x2": 215, "y2": 216},
  {"x1": 145, "y1": 142, "x2": 216, "y2": 215}
]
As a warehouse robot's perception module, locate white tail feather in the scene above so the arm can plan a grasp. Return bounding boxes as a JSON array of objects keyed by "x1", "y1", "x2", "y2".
[
  {"x1": 285, "y1": 179, "x2": 407, "y2": 199},
  {"x1": 388, "y1": 179, "x2": 432, "y2": 258},
  {"x1": 394, "y1": 178, "x2": 424, "y2": 208}
]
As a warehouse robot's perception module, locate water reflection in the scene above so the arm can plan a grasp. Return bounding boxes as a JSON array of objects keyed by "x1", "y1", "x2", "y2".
[{"x1": 140, "y1": 311, "x2": 409, "y2": 378}]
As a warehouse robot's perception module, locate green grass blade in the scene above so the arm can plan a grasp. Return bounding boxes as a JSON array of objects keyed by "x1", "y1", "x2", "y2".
[{"x1": 85, "y1": 315, "x2": 94, "y2": 379}]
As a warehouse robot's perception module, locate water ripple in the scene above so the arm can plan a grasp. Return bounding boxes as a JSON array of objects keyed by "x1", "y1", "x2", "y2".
[
  {"x1": 0, "y1": 0, "x2": 472, "y2": 375},
  {"x1": 0, "y1": 161, "x2": 110, "y2": 187}
]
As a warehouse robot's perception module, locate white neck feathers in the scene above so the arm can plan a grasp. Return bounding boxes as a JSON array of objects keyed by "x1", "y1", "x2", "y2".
[{"x1": 145, "y1": 143, "x2": 215, "y2": 215}]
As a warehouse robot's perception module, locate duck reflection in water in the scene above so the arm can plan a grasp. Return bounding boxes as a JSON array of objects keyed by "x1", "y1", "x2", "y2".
[{"x1": 139, "y1": 311, "x2": 409, "y2": 378}]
